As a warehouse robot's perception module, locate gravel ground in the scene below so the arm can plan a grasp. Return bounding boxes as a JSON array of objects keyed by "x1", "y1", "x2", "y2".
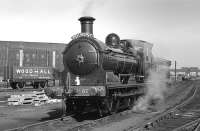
[
  {"x1": 90, "y1": 81, "x2": 195, "y2": 131},
  {"x1": 0, "y1": 81, "x2": 194, "y2": 131},
  {"x1": 0, "y1": 90, "x2": 63, "y2": 131}
]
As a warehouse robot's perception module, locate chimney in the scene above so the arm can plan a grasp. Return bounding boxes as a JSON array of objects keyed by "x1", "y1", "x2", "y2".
[{"x1": 78, "y1": 16, "x2": 95, "y2": 34}]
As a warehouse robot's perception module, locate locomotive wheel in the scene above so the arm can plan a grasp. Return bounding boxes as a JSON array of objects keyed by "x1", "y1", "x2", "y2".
[
  {"x1": 106, "y1": 98, "x2": 120, "y2": 114},
  {"x1": 96, "y1": 101, "x2": 103, "y2": 117},
  {"x1": 127, "y1": 97, "x2": 134, "y2": 109},
  {"x1": 10, "y1": 82, "x2": 17, "y2": 89},
  {"x1": 106, "y1": 98, "x2": 114, "y2": 114},
  {"x1": 17, "y1": 82, "x2": 24, "y2": 89},
  {"x1": 33, "y1": 82, "x2": 39, "y2": 89},
  {"x1": 61, "y1": 96, "x2": 66, "y2": 118},
  {"x1": 74, "y1": 101, "x2": 85, "y2": 115},
  {"x1": 65, "y1": 100, "x2": 74, "y2": 114},
  {"x1": 114, "y1": 99, "x2": 120, "y2": 112},
  {"x1": 39, "y1": 82, "x2": 46, "y2": 88}
]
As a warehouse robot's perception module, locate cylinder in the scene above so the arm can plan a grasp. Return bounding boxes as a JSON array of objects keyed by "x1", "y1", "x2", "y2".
[{"x1": 78, "y1": 16, "x2": 95, "y2": 34}]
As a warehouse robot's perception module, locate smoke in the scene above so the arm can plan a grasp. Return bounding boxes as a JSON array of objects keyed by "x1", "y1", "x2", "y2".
[
  {"x1": 133, "y1": 65, "x2": 169, "y2": 112},
  {"x1": 81, "y1": 0, "x2": 107, "y2": 16}
]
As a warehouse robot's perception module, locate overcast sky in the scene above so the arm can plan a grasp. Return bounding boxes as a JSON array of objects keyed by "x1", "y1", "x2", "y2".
[{"x1": 0, "y1": 0, "x2": 199, "y2": 68}]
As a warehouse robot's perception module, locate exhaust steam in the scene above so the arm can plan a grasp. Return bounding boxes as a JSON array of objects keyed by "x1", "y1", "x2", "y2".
[
  {"x1": 133, "y1": 65, "x2": 169, "y2": 112},
  {"x1": 81, "y1": 0, "x2": 107, "y2": 16}
]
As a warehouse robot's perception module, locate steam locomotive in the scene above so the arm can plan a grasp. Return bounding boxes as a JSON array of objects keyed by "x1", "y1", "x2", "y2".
[{"x1": 62, "y1": 17, "x2": 154, "y2": 115}]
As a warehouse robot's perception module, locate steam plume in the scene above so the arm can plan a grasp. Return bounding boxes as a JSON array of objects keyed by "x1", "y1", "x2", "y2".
[
  {"x1": 81, "y1": 0, "x2": 107, "y2": 16},
  {"x1": 133, "y1": 65, "x2": 169, "y2": 112}
]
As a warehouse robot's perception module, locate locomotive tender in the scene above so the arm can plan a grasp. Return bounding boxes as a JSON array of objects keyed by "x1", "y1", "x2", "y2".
[{"x1": 63, "y1": 17, "x2": 154, "y2": 115}]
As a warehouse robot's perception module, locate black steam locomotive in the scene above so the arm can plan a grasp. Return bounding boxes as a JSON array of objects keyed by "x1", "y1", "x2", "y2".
[{"x1": 62, "y1": 17, "x2": 153, "y2": 115}]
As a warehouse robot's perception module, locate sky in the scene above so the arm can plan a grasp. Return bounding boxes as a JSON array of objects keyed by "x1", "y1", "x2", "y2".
[{"x1": 0, "y1": 0, "x2": 199, "y2": 68}]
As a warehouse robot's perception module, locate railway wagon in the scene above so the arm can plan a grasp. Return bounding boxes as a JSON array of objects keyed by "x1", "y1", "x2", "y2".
[{"x1": 0, "y1": 41, "x2": 65, "y2": 89}]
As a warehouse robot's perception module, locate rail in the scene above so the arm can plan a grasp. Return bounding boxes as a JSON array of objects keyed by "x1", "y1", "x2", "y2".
[{"x1": 125, "y1": 81, "x2": 197, "y2": 131}]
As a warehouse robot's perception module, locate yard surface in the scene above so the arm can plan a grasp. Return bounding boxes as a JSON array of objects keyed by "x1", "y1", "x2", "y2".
[
  {"x1": 0, "y1": 81, "x2": 194, "y2": 131},
  {"x1": 0, "y1": 90, "x2": 63, "y2": 131}
]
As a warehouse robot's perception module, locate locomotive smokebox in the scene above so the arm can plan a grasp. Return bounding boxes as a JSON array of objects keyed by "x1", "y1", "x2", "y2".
[{"x1": 79, "y1": 16, "x2": 95, "y2": 34}]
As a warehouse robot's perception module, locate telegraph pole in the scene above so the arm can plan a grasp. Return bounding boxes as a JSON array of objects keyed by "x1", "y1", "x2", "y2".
[{"x1": 175, "y1": 61, "x2": 177, "y2": 82}]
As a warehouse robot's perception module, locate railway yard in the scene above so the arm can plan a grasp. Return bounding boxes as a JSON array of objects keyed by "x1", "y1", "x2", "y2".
[
  {"x1": 0, "y1": 11, "x2": 199, "y2": 131},
  {"x1": 0, "y1": 80, "x2": 198, "y2": 131}
]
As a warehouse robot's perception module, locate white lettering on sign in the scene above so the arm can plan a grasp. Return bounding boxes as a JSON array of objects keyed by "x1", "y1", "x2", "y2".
[{"x1": 16, "y1": 68, "x2": 51, "y2": 74}]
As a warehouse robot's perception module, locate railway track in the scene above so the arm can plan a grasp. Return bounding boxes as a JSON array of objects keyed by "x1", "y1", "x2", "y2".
[
  {"x1": 5, "y1": 114, "x2": 75, "y2": 131},
  {"x1": 2, "y1": 81, "x2": 192, "y2": 131},
  {"x1": 0, "y1": 81, "x2": 193, "y2": 131},
  {"x1": 5, "y1": 107, "x2": 144, "y2": 131},
  {"x1": 126, "y1": 80, "x2": 200, "y2": 131},
  {"x1": 172, "y1": 117, "x2": 200, "y2": 131},
  {"x1": 3, "y1": 82, "x2": 147, "y2": 131}
]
